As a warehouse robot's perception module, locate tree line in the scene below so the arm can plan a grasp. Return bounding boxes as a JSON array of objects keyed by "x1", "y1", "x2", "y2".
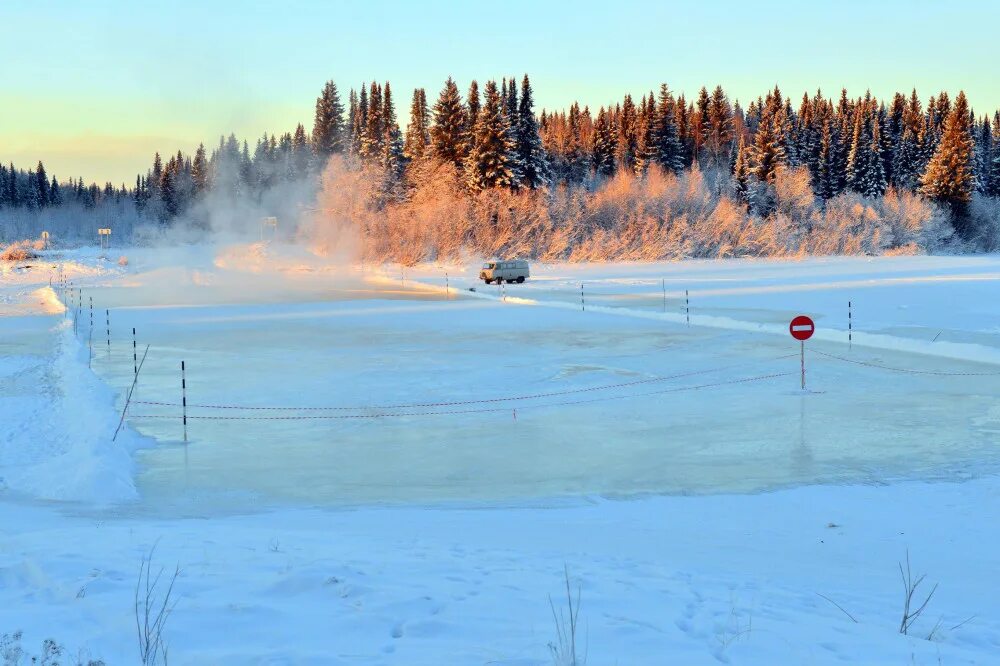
[{"x1": 3, "y1": 75, "x2": 999, "y2": 252}]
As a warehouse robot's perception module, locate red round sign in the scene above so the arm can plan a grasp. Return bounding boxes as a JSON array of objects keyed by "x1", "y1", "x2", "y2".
[{"x1": 789, "y1": 315, "x2": 815, "y2": 341}]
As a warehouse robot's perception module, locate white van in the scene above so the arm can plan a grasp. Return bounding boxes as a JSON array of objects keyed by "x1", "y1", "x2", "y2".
[{"x1": 480, "y1": 260, "x2": 530, "y2": 284}]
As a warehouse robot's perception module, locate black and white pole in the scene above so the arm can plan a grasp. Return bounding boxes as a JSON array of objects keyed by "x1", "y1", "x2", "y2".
[
  {"x1": 685, "y1": 289, "x2": 690, "y2": 326},
  {"x1": 181, "y1": 360, "x2": 188, "y2": 443},
  {"x1": 132, "y1": 327, "x2": 138, "y2": 377},
  {"x1": 580, "y1": 283, "x2": 585, "y2": 312},
  {"x1": 105, "y1": 309, "x2": 111, "y2": 353},
  {"x1": 445, "y1": 272, "x2": 450, "y2": 299},
  {"x1": 88, "y1": 297, "x2": 94, "y2": 367},
  {"x1": 848, "y1": 300, "x2": 852, "y2": 347}
]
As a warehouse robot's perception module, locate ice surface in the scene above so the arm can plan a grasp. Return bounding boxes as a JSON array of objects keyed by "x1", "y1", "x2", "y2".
[{"x1": 50, "y1": 249, "x2": 999, "y2": 512}]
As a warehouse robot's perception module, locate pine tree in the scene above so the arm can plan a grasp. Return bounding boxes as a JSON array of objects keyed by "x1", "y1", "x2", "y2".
[
  {"x1": 404, "y1": 88, "x2": 430, "y2": 161},
  {"x1": 591, "y1": 107, "x2": 617, "y2": 176},
  {"x1": 192, "y1": 143, "x2": 208, "y2": 193},
  {"x1": 515, "y1": 74, "x2": 550, "y2": 189},
  {"x1": 311, "y1": 80, "x2": 346, "y2": 161},
  {"x1": 634, "y1": 94, "x2": 656, "y2": 175},
  {"x1": 816, "y1": 118, "x2": 837, "y2": 200},
  {"x1": 465, "y1": 80, "x2": 518, "y2": 191},
  {"x1": 292, "y1": 124, "x2": 310, "y2": 178},
  {"x1": 847, "y1": 96, "x2": 887, "y2": 197},
  {"x1": 973, "y1": 116, "x2": 992, "y2": 194},
  {"x1": 35, "y1": 161, "x2": 49, "y2": 207},
  {"x1": 564, "y1": 102, "x2": 588, "y2": 182},
  {"x1": 466, "y1": 81, "x2": 481, "y2": 155},
  {"x1": 892, "y1": 91, "x2": 924, "y2": 190},
  {"x1": 990, "y1": 112, "x2": 1000, "y2": 197},
  {"x1": 921, "y1": 91, "x2": 976, "y2": 232},
  {"x1": 732, "y1": 134, "x2": 752, "y2": 207},
  {"x1": 750, "y1": 87, "x2": 788, "y2": 184},
  {"x1": 615, "y1": 94, "x2": 638, "y2": 170},
  {"x1": 707, "y1": 86, "x2": 734, "y2": 164},
  {"x1": 381, "y1": 82, "x2": 405, "y2": 177},
  {"x1": 430, "y1": 77, "x2": 468, "y2": 169},
  {"x1": 651, "y1": 84, "x2": 684, "y2": 173},
  {"x1": 359, "y1": 82, "x2": 385, "y2": 162},
  {"x1": 351, "y1": 87, "x2": 368, "y2": 157}
]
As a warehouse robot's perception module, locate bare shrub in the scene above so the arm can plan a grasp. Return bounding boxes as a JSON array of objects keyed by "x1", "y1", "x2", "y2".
[
  {"x1": 548, "y1": 566, "x2": 585, "y2": 666},
  {"x1": 0, "y1": 241, "x2": 39, "y2": 262},
  {"x1": 135, "y1": 547, "x2": 180, "y2": 666},
  {"x1": 899, "y1": 550, "x2": 937, "y2": 636}
]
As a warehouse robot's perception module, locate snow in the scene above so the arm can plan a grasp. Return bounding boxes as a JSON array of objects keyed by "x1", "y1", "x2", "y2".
[{"x1": 2, "y1": 245, "x2": 1000, "y2": 664}]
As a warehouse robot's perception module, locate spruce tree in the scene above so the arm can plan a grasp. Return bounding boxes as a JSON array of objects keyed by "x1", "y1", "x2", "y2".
[
  {"x1": 430, "y1": 77, "x2": 468, "y2": 169},
  {"x1": 465, "y1": 80, "x2": 518, "y2": 191},
  {"x1": 192, "y1": 143, "x2": 208, "y2": 193},
  {"x1": 973, "y1": 116, "x2": 992, "y2": 194},
  {"x1": 651, "y1": 84, "x2": 684, "y2": 173},
  {"x1": 816, "y1": 118, "x2": 838, "y2": 200},
  {"x1": 615, "y1": 94, "x2": 638, "y2": 170},
  {"x1": 311, "y1": 80, "x2": 346, "y2": 160},
  {"x1": 750, "y1": 87, "x2": 788, "y2": 184},
  {"x1": 292, "y1": 124, "x2": 310, "y2": 177},
  {"x1": 515, "y1": 74, "x2": 550, "y2": 188},
  {"x1": 360, "y1": 82, "x2": 385, "y2": 162},
  {"x1": 921, "y1": 91, "x2": 976, "y2": 231},
  {"x1": 381, "y1": 82, "x2": 405, "y2": 178},
  {"x1": 990, "y1": 112, "x2": 1000, "y2": 197},
  {"x1": 404, "y1": 88, "x2": 430, "y2": 161},
  {"x1": 591, "y1": 107, "x2": 617, "y2": 176},
  {"x1": 732, "y1": 135, "x2": 752, "y2": 208},
  {"x1": 35, "y1": 161, "x2": 49, "y2": 207},
  {"x1": 847, "y1": 97, "x2": 887, "y2": 197}
]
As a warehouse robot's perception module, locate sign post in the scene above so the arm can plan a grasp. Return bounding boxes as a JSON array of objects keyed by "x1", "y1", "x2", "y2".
[
  {"x1": 789, "y1": 315, "x2": 815, "y2": 390},
  {"x1": 41, "y1": 230, "x2": 49, "y2": 250},
  {"x1": 97, "y1": 228, "x2": 111, "y2": 252}
]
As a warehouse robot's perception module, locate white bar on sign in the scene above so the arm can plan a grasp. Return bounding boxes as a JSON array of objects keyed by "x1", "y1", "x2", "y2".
[{"x1": 791, "y1": 325, "x2": 813, "y2": 331}]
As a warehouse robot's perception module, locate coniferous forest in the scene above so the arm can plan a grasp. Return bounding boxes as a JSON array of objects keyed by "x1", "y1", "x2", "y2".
[{"x1": 4, "y1": 76, "x2": 1000, "y2": 260}]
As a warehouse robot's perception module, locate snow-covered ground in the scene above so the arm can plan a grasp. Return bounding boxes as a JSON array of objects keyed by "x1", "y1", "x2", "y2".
[{"x1": 2, "y1": 245, "x2": 1000, "y2": 664}]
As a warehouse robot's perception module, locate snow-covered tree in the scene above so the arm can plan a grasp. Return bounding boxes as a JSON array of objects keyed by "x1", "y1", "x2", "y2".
[
  {"x1": 515, "y1": 75, "x2": 550, "y2": 189},
  {"x1": 464, "y1": 80, "x2": 518, "y2": 191},
  {"x1": 921, "y1": 91, "x2": 976, "y2": 232},
  {"x1": 311, "y1": 80, "x2": 346, "y2": 160},
  {"x1": 430, "y1": 77, "x2": 467, "y2": 169}
]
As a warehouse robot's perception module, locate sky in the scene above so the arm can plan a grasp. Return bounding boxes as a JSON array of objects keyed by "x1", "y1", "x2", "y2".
[{"x1": 2, "y1": 0, "x2": 998, "y2": 185}]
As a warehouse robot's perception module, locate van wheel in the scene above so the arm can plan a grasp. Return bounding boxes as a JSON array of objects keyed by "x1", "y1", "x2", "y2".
[
  {"x1": 484, "y1": 278, "x2": 492, "y2": 284},
  {"x1": 516, "y1": 276, "x2": 525, "y2": 283}
]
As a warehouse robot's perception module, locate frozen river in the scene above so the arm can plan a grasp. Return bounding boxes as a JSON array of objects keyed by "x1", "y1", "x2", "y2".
[{"x1": 65, "y1": 252, "x2": 1000, "y2": 513}]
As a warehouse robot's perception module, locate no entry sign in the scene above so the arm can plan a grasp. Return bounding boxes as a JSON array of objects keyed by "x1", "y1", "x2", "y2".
[{"x1": 789, "y1": 315, "x2": 815, "y2": 341}]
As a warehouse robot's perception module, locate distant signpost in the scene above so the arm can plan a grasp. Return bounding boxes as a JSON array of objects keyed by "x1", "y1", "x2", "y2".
[
  {"x1": 260, "y1": 216, "x2": 278, "y2": 243},
  {"x1": 98, "y1": 228, "x2": 111, "y2": 252},
  {"x1": 789, "y1": 315, "x2": 815, "y2": 390},
  {"x1": 41, "y1": 230, "x2": 49, "y2": 250}
]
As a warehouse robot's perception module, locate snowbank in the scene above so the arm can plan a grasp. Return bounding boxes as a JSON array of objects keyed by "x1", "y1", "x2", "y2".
[{"x1": 0, "y1": 320, "x2": 147, "y2": 503}]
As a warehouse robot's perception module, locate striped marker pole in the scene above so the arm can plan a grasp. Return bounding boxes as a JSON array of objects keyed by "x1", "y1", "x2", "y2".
[
  {"x1": 685, "y1": 290, "x2": 690, "y2": 326},
  {"x1": 88, "y1": 297, "x2": 93, "y2": 367},
  {"x1": 106, "y1": 309, "x2": 111, "y2": 353},
  {"x1": 445, "y1": 272, "x2": 450, "y2": 300},
  {"x1": 580, "y1": 283, "x2": 585, "y2": 312},
  {"x1": 132, "y1": 328, "x2": 137, "y2": 377},
  {"x1": 848, "y1": 300, "x2": 852, "y2": 347},
  {"x1": 181, "y1": 360, "x2": 188, "y2": 443}
]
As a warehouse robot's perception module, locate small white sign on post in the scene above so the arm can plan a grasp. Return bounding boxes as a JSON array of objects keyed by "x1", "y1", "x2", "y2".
[
  {"x1": 41, "y1": 230, "x2": 49, "y2": 250},
  {"x1": 97, "y1": 228, "x2": 111, "y2": 252},
  {"x1": 260, "y1": 216, "x2": 278, "y2": 243}
]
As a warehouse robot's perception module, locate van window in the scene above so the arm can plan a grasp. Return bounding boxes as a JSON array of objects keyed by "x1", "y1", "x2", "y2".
[{"x1": 483, "y1": 262, "x2": 495, "y2": 269}]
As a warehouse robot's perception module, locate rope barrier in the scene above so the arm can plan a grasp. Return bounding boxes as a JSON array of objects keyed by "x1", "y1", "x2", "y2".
[
  {"x1": 131, "y1": 353, "x2": 798, "y2": 412},
  {"x1": 810, "y1": 348, "x2": 1000, "y2": 376},
  {"x1": 126, "y1": 371, "x2": 792, "y2": 421}
]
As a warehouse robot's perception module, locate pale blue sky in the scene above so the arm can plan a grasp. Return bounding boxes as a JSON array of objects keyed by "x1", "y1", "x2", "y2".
[{"x1": 2, "y1": 0, "x2": 997, "y2": 183}]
